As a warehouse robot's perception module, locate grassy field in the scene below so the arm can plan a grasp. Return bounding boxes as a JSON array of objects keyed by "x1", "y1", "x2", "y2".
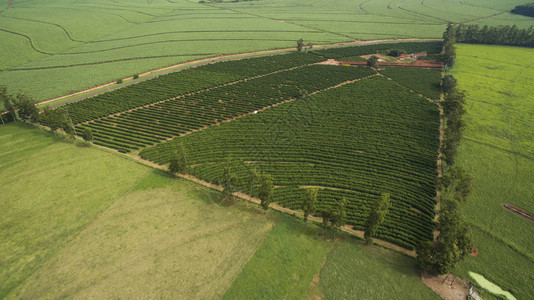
[
  {"x1": 311, "y1": 238, "x2": 440, "y2": 299},
  {"x1": 223, "y1": 216, "x2": 330, "y2": 299},
  {"x1": 450, "y1": 44, "x2": 534, "y2": 299},
  {"x1": 0, "y1": 0, "x2": 532, "y2": 104},
  {"x1": 0, "y1": 123, "x2": 151, "y2": 298}
]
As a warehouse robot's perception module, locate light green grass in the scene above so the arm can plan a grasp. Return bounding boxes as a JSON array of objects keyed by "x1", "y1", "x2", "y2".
[
  {"x1": 0, "y1": 123, "x2": 151, "y2": 298},
  {"x1": 1, "y1": 0, "x2": 532, "y2": 105},
  {"x1": 450, "y1": 43, "x2": 534, "y2": 300},
  {"x1": 12, "y1": 177, "x2": 274, "y2": 299},
  {"x1": 223, "y1": 216, "x2": 330, "y2": 299},
  {"x1": 312, "y1": 238, "x2": 440, "y2": 299}
]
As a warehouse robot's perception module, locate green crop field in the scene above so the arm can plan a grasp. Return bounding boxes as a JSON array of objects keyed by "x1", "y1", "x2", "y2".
[
  {"x1": 0, "y1": 0, "x2": 532, "y2": 105},
  {"x1": 450, "y1": 44, "x2": 534, "y2": 299},
  {"x1": 140, "y1": 73, "x2": 441, "y2": 250},
  {"x1": 0, "y1": 123, "x2": 438, "y2": 299}
]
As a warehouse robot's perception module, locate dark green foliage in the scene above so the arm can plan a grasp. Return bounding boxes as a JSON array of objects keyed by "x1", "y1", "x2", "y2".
[
  {"x1": 364, "y1": 193, "x2": 391, "y2": 244},
  {"x1": 441, "y1": 165, "x2": 473, "y2": 203},
  {"x1": 297, "y1": 38, "x2": 305, "y2": 53},
  {"x1": 133, "y1": 74, "x2": 139, "y2": 79},
  {"x1": 259, "y1": 174, "x2": 273, "y2": 210},
  {"x1": 14, "y1": 93, "x2": 39, "y2": 123},
  {"x1": 453, "y1": 23, "x2": 534, "y2": 48},
  {"x1": 168, "y1": 143, "x2": 187, "y2": 175},
  {"x1": 40, "y1": 106, "x2": 64, "y2": 132},
  {"x1": 321, "y1": 197, "x2": 347, "y2": 233},
  {"x1": 143, "y1": 76, "x2": 440, "y2": 249},
  {"x1": 417, "y1": 199, "x2": 472, "y2": 275},
  {"x1": 312, "y1": 41, "x2": 443, "y2": 59},
  {"x1": 1, "y1": 87, "x2": 17, "y2": 121},
  {"x1": 442, "y1": 23, "x2": 457, "y2": 68},
  {"x1": 116, "y1": 79, "x2": 123, "y2": 84},
  {"x1": 246, "y1": 167, "x2": 259, "y2": 196},
  {"x1": 380, "y1": 67, "x2": 442, "y2": 99},
  {"x1": 366, "y1": 56, "x2": 378, "y2": 68},
  {"x1": 511, "y1": 3, "x2": 534, "y2": 17},
  {"x1": 388, "y1": 49, "x2": 406, "y2": 57},
  {"x1": 221, "y1": 157, "x2": 240, "y2": 203},
  {"x1": 61, "y1": 116, "x2": 75, "y2": 137},
  {"x1": 60, "y1": 53, "x2": 324, "y2": 125},
  {"x1": 442, "y1": 87, "x2": 467, "y2": 165},
  {"x1": 441, "y1": 75, "x2": 457, "y2": 94},
  {"x1": 301, "y1": 188, "x2": 318, "y2": 223},
  {"x1": 82, "y1": 127, "x2": 93, "y2": 142},
  {"x1": 83, "y1": 65, "x2": 374, "y2": 153}
]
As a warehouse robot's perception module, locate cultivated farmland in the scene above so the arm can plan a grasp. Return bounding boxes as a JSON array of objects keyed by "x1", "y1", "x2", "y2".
[
  {"x1": 140, "y1": 75, "x2": 441, "y2": 249},
  {"x1": 0, "y1": 124, "x2": 438, "y2": 298},
  {"x1": 450, "y1": 44, "x2": 534, "y2": 300},
  {"x1": 0, "y1": 0, "x2": 531, "y2": 103}
]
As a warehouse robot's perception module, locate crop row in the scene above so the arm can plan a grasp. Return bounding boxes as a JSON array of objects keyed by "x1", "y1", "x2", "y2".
[
  {"x1": 59, "y1": 53, "x2": 325, "y2": 124},
  {"x1": 312, "y1": 41, "x2": 443, "y2": 59},
  {"x1": 379, "y1": 67, "x2": 442, "y2": 99},
  {"x1": 77, "y1": 65, "x2": 376, "y2": 152},
  {"x1": 140, "y1": 76, "x2": 440, "y2": 249}
]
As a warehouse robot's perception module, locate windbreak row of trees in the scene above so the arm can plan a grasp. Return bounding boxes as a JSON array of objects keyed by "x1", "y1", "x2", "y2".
[{"x1": 446, "y1": 23, "x2": 534, "y2": 48}]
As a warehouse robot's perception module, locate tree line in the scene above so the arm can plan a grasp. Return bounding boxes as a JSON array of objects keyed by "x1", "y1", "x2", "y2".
[
  {"x1": 445, "y1": 23, "x2": 534, "y2": 48},
  {"x1": 415, "y1": 58, "x2": 475, "y2": 274},
  {"x1": 1, "y1": 86, "x2": 94, "y2": 143}
]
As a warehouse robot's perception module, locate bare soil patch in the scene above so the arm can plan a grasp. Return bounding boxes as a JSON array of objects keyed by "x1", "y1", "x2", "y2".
[{"x1": 422, "y1": 271, "x2": 471, "y2": 300}]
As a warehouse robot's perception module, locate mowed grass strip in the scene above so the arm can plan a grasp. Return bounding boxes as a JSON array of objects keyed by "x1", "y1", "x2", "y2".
[
  {"x1": 0, "y1": 123, "x2": 151, "y2": 298},
  {"x1": 223, "y1": 216, "x2": 330, "y2": 299},
  {"x1": 450, "y1": 44, "x2": 534, "y2": 299}
]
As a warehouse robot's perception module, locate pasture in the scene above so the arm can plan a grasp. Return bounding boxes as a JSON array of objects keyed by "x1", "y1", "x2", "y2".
[
  {"x1": 0, "y1": 0, "x2": 532, "y2": 104},
  {"x1": 450, "y1": 44, "x2": 534, "y2": 299},
  {"x1": 0, "y1": 123, "x2": 438, "y2": 298}
]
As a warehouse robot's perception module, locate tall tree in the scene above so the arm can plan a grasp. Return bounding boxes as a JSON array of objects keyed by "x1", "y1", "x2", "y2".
[
  {"x1": 416, "y1": 199, "x2": 472, "y2": 275},
  {"x1": 221, "y1": 157, "x2": 239, "y2": 203},
  {"x1": 61, "y1": 115, "x2": 75, "y2": 138},
  {"x1": 441, "y1": 75, "x2": 457, "y2": 94},
  {"x1": 321, "y1": 197, "x2": 347, "y2": 235},
  {"x1": 258, "y1": 173, "x2": 273, "y2": 210},
  {"x1": 296, "y1": 38, "x2": 305, "y2": 53},
  {"x1": 246, "y1": 167, "x2": 259, "y2": 196},
  {"x1": 82, "y1": 128, "x2": 94, "y2": 143},
  {"x1": 367, "y1": 55, "x2": 378, "y2": 68},
  {"x1": 168, "y1": 143, "x2": 187, "y2": 175},
  {"x1": 1, "y1": 87, "x2": 17, "y2": 121},
  {"x1": 302, "y1": 188, "x2": 318, "y2": 223},
  {"x1": 364, "y1": 193, "x2": 391, "y2": 245},
  {"x1": 14, "y1": 93, "x2": 39, "y2": 123}
]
